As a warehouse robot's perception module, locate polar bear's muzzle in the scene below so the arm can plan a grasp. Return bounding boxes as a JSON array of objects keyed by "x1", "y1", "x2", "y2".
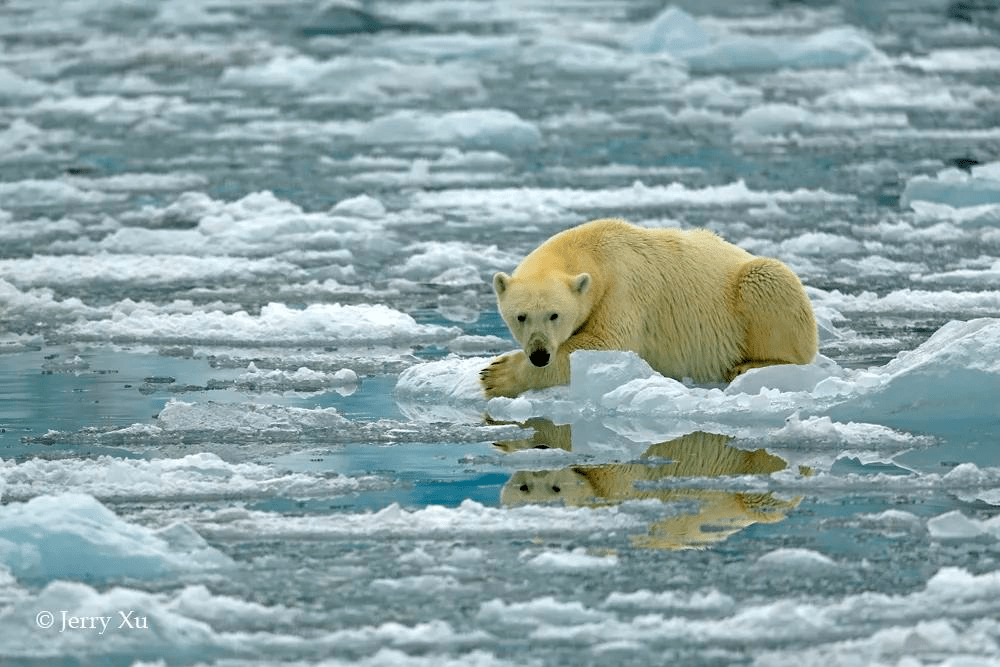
[{"x1": 526, "y1": 335, "x2": 552, "y2": 368}]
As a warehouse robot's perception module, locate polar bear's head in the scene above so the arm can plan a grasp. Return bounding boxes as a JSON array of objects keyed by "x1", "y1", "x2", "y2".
[{"x1": 493, "y1": 271, "x2": 591, "y2": 368}]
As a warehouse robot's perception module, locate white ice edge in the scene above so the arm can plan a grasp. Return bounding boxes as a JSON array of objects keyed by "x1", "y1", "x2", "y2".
[{"x1": 396, "y1": 318, "x2": 1000, "y2": 442}]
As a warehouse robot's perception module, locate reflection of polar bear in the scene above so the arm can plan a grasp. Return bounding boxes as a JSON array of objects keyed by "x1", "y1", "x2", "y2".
[
  {"x1": 481, "y1": 218, "x2": 817, "y2": 398},
  {"x1": 501, "y1": 431, "x2": 800, "y2": 550}
]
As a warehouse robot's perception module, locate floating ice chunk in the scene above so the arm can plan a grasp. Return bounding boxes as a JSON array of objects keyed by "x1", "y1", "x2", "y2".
[
  {"x1": 771, "y1": 413, "x2": 928, "y2": 449},
  {"x1": 0, "y1": 216, "x2": 79, "y2": 244},
  {"x1": 628, "y1": 7, "x2": 711, "y2": 56},
  {"x1": 221, "y1": 55, "x2": 482, "y2": 101},
  {"x1": 603, "y1": 588, "x2": 735, "y2": 612},
  {"x1": 370, "y1": 574, "x2": 465, "y2": 593},
  {"x1": 356, "y1": 109, "x2": 542, "y2": 150},
  {"x1": 755, "y1": 548, "x2": 837, "y2": 569},
  {"x1": 909, "y1": 200, "x2": 1000, "y2": 227},
  {"x1": 0, "y1": 254, "x2": 297, "y2": 289},
  {"x1": 66, "y1": 172, "x2": 208, "y2": 192},
  {"x1": 0, "y1": 453, "x2": 376, "y2": 501},
  {"x1": 899, "y1": 47, "x2": 1000, "y2": 72},
  {"x1": 394, "y1": 241, "x2": 518, "y2": 283},
  {"x1": 394, "y1": 355, "x2": 490, "y2": 422},
  {"x1": 813, "y1": 287, "x2": 1000, "y2": 314},
  {"x1": 61, "y1": 302, "x2": 460, "y2": 346},
  {"x1": 0, "y1": 119, "x2": 75, "y2": 163},
  {"x1": 754, "y1": 617, "x2": 995, "y2": 667},
  {"x1": 478, "y1": 596, "x2": 612, "y2": 626},
  {"x1": 101, "y1": 190, "x2": 390, "y2": 260},
  {"x1": 198, "y1": 499, "x2": 642, "y2": 540},
  {"x1": 0, "y1": 67, "x2": 65, "y2": 98},
  {"x1": 829, "y1": 318, "x2": 1000, "y2": 435},
  {"x1": 733, "y1": 103, "x2": 811, "y2": 135},
  {"x1": 156, "y1": 399, "x2": 347, "y2": 433},
  {"x1": 0, "y1": 179, "x2": 114, "y2": 208},
  {"x1": 926, "y1": 510, "x2": 993, "y2": 540},
  {"x1": 918, "y1": 261, "x2": 1000, "y2": 287},
  {"x1": 874, "y1": 317, "x2": 999, "y2": 377},
  {"x1": 414, "y1": 180, "x2": 853, "y2": 215},
  {"x1": 525, "y1": 548, "x2": 619, "y2": 570},
  {"x1": 155, "y1": 0, "x2": 238, "y2": 26},
  {"x1": 0, "y1": 493, "x2": 230, "y2": 583},
  {"x1": 944, "y1": 463, "x2": 1000, "y2": 506},
  {"x1": 626, "y1": 7, "x2": 878, "y2": 70},
  {"x1": 0, "y1": 278, "x2": 101, "y2": 325},
  {"x1": 733, "y1": 104, "x2": 907, "y2": 138},
  {"x1": 333, "y1": 368, "x2": 359, "y2": 384},
  {"x1": 331, "y1": 194, "x2": 386, "y2": 219},
  {"x1": 901, "y1": 161, "x2": 1000, "y2": 209},
  {"x1": 815, "y1": 81, "x2": 976, "y2": 110},
  {"x1": 236, "y1": 362, "x2": 359, "y2": 393}
]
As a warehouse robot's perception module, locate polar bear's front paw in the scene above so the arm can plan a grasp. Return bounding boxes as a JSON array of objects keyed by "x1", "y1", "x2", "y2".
[{"x1": 480, "y1": 352, "x2": 527, "y2": 399}]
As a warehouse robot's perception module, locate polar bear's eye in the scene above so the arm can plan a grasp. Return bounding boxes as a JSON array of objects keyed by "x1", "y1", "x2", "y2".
[
  {"x1": 516, "y1": 314, "x2": 526, "y2": 323},
  {"x1": 549, "y1": 313, "x2": 559, "y2": 321}
]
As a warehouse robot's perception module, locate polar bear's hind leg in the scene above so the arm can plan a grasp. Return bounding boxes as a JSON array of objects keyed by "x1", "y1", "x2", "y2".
[{"x1": 728, "y1": 257, "x2": 817, "y2": 380}]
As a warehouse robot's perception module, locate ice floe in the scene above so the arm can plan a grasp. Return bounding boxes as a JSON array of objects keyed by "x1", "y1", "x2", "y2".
[
  {"x1": 733, "y1": 104, "x2": 907, "y2": 139},
  {"x1": 927, "y1": 510, "x2": 1000, "y2": 540},
  {"x1": 355, "y1": 109, "x2": 542, "y2": 150},
  {"x1": 411, "y1": 180, "x2": 855, "y2": 224},
  {"x1": 235, "y1": 362, "x2": 359, "y2": 394},
  {"x1": 397, "y1": 318, "x2": 1000, "y2": 441},
  {"x1": 220, "y1": 55, "x2": 484, "y2": 102},
  {"x1": 187, "y1": 499, "x2": 643, "y2": 541},
  {"x1": 523, "y1": 548, "x2": 619, "y2": 570},
  {"x1": 627, "y1": 7, "x2": 881, "y2": 71},
  {"x1": 0, "y1": 254, "x2": 298, "y2": 289},
  {"x1": 0, "y1": 493, "x2": 230, "y2": 583},
  {"x1": 901, "y1": 160, "x2": 1000, "y2": 209},
  {"x1": 60, "y1": 302, "x2": 460, "y2": 346},
  {"x1": 899, "y1": 47, "x2": 1000, "y2": 72},
  {"x1": 0, "y1": 452, "x2": 381, "y2": 502}
]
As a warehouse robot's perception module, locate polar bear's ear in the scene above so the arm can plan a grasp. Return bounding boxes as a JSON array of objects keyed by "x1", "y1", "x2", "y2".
[
  {"x1": 571, "y1": 273, "x2": 591, "y2": 294},
  {"x1": 493, "y1": 272, "x2": 511, "y2": 296}
]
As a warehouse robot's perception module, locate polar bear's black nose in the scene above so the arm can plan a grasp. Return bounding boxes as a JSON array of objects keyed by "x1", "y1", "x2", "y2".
[{"x1": 529, "y1": 349, "x2": 550, "y2": 367}]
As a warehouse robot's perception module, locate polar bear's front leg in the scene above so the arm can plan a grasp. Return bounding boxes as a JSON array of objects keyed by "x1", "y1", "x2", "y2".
[{"x1": 480, "y1": 350, "x2": 570, "y2": 398}]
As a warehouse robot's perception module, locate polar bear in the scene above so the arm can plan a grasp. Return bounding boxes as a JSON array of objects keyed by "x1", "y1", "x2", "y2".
[{"x1": 480, "y1": 218, "x2": 817, "y2": 398}]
